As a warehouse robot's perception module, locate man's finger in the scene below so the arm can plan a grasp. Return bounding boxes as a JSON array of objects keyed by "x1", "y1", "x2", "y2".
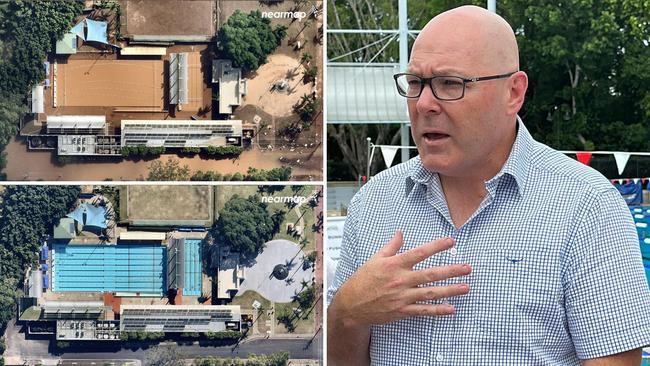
[
  {"x1": 397, "y1": 237, "x2": 455, "y2": 266},
  {"x1": 405, "y1": 264, "x2": 472, "y2": 287},
  {"x1": 398, "y1": 303, "x2": 456, "y2": 317},
  {"x1": 402, "y1": 283, "x2": 470, "y2": 304},
  {"x1": 376, "y1": 230, "x2": 404, "y2": 257}
]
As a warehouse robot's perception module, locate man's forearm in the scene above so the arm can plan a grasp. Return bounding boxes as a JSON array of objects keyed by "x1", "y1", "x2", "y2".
[{"x1": 327, "y1": 295, "x2": 371, "y2": 366}]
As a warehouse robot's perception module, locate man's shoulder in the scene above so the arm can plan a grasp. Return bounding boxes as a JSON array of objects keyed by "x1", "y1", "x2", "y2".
[
  {"x1": 528, "y1": 141, "x2": 616, "y2": 196},
  {"x1": 358, "y1": 157, "x2": 417, "y2": 195}
]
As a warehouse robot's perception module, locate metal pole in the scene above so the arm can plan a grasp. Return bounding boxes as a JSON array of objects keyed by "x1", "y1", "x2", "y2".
[
  {"x1": 366, "y1": 137, "x2": 372, "y2": 180},
  {"x1": 488, "y1": 0, "x2": 496, "y2": 12},
  {"x1": 398, "y1": 0, "x2": 410, "y2": 163}
]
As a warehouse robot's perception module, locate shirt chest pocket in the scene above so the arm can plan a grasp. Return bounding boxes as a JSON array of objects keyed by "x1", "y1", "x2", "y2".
[{"x1": 471, "y1": 248, "x2": 563, "y2": 338}]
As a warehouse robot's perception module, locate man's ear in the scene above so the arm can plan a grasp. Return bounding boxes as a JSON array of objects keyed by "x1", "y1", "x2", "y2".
[{"x1": 506, "y1": 71, "x2": 528, "y2": 116}]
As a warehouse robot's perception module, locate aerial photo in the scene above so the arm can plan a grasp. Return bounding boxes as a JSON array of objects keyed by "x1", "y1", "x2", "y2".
[
  {"x1": 1, "y1": 184, "x2": 323, "y2": 365},
  {"x1": 0, "y1": 0, "x2": 323, "y2": 181}
]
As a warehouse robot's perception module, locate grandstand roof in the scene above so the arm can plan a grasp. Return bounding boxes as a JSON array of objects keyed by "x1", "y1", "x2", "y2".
[
  {"x1": 46, "y1": 115, "x2": 107, "y2": 130},
  {"x1": 327, "y1": 63, "x2": 409, "y2": 124}
]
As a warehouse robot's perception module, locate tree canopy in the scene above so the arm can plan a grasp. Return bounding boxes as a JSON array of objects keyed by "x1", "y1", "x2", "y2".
[
  {"x1": 0, "y1": 186, "x2": 80, "y2": 331},
  {"x1": 0, "y1": 0, "x2": 82, "y2": 96},
  {"x1": 327, "y1": 0, "x2": 650, "y2": 179},
  {"x1": 214, "y1": 195, "x2": 275, "y2": 257},
  {"x1": 217, "y1": 10, "x2": 287, "y2": 72}
]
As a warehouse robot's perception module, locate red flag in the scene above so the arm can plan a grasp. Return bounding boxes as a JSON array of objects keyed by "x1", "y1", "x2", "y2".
[
  {"x1": 643, "y1": 178, "x2": 648, "y2": 185},
  {"x1": 576, "y1": 152, "x2": 592, "y2": 166}
]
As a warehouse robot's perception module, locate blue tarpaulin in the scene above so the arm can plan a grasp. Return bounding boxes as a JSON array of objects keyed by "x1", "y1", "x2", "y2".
[
  {"x1": 43, "y1": 274, "x2": 49, "y2": 289},
  {"x1": 41, "y1": 263, "x2": 48, "y2": 272},
  {"x1": 615, "y1": 181, "x2": 643, "y2": 205},
  {"x1": 40, "y1": 243, "x2": 49, "y2": 261}
]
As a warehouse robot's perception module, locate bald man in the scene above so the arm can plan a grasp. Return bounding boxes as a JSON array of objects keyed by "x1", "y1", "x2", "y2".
[{"x1": 327, "y1": 5, "x2": 650, "y2": 366}]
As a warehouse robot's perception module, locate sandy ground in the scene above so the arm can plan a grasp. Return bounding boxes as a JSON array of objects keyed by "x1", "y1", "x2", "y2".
[
  {"x1": 57, "y1": 58, "x2": 164, "y2": 108},
  {"x1": 3, "y1": 137, "x2": 322, "y2": 181},
  {"x1": 242, "y1": 54, "x2": 311, "y2": 117}
]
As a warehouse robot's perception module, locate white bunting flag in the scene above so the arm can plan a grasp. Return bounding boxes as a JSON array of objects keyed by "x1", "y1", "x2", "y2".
[
  {"x1": 613, "y1": 152, "x2": 631, "y2": 176},
  {"x1": 380, "y1": 146, "x2": 400, "y2": 168}
]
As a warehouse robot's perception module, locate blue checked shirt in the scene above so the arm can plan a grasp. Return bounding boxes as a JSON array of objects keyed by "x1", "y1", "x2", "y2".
[{"x1": 328, "y1": 121, "x2": 650, "y2": 365}]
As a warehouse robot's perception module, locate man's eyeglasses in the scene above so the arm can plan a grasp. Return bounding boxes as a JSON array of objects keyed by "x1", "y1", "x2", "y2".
[{"x1": 393, "y1": 72, "x2": 516, "y2": 100}]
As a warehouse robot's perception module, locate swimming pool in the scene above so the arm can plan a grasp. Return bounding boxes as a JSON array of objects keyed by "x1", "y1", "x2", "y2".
[
  {"x1": 183, "y1": 239, "x2": 202, "y2": 296},
  {"x1": 52, "y1": 244, "x2": 166, "y2": 295}
]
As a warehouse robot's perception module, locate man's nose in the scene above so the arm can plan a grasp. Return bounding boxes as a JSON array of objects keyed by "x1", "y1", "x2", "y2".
[{"x1": 415, "y1": 82, "x2": 442, "y2": 115}]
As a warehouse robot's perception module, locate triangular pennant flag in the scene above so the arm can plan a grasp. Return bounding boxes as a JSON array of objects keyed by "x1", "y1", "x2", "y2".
[
  {"x1": 613, "y1": 152, "x2": 631, "y2": 175},
  {"x1": 380, "y1": 146, "x2": 399, "y2": 168},
  {"x1": 634, "y1": 178, "x2": 640, "y2": 184},
  {"x1": 611, "y1": 179, "x2": 617, "y2": 185},
  {"x1": 618, "y1": 179, "x2": 624, "y2": 185},
  {"x1": 643, "y1": 178, "x2": 648, "y2": 185},
  {"x1": 576, "y1": 152, "x2": 592, "y2": 166}
]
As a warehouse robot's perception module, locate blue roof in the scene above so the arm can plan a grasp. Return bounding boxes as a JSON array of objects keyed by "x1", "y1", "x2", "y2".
[
  {"x1": 67, "y1": 203, "x2": 108, "y2": 229},
  {"x1": 85, "y1": 18, "x2": 108, "y2": 44},
  {"x1": 70, "y1": 20, "x2": 86, "y2": 40}
]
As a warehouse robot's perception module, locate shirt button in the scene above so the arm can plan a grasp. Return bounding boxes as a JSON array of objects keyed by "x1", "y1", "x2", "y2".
[
  {"x1": 449, "y1": 248, "x2": 458, "y2": 255},
  {"x1": 436, "y1": 353, "x2": 444, "y2": 362}
]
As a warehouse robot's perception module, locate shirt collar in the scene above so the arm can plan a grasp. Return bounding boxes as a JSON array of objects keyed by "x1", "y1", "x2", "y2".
[{"x1": 406, "y1": 116, "x2": 533, "y2": 197}]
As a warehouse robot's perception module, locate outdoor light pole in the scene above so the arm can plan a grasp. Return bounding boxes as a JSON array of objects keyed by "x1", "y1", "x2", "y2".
[
  {"x1": 399, "y1": 0, "x2": 410, "y2": 164},
  {"x1": 488, "y1": 0, "x2": 496, "y2": 12}
]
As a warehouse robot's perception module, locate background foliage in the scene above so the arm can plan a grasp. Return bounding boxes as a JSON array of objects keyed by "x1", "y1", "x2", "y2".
[{"x1": 327, "y1": 0, "x2": 650, "y2": 180}]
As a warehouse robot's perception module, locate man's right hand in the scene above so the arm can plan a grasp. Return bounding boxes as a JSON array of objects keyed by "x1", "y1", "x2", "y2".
[{"x1": 332, "y1": 230, "x2": 472, "y2": 328}]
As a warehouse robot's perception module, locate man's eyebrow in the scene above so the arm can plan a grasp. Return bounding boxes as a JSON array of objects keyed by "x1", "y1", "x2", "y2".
[{"x1": 405, "y1": 66, "x2": 467, "y2": 77}]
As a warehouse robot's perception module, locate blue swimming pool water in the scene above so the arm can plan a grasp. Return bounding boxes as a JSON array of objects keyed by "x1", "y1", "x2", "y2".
[
  {"x1": 52, "y1": 244, "x2": 165, "y2": 295},
  {"x1": 183, "y1": 239, "x2": 202, "y2": 296}
]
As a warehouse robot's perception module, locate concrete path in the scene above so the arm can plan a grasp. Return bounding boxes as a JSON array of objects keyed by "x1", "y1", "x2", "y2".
[{"x1": 237, "y1": 240, "x2": 313, "y2": 303}]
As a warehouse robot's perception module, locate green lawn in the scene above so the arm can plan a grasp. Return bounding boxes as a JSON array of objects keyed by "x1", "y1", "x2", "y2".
[
  {"x1": 274, "y1": 301, "x2": 315, "y2": 335},
  {"x1": 231, "y1": 290, "x2": 272, "y2": 335}
]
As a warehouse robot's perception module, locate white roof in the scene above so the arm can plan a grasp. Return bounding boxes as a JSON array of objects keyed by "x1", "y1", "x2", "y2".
[
  {"x1": 31, "y1": 85, "x2": 44, "y2": 114},
  {"x1": 327, "y1": 63, "x2": 409, "y2": 124},
  {"x1": 121, "y1": 47, "x2": 167, "y2": 56},
  {"x1": 119, "y1": 231, "x2": 166, "y2": 241},
  {"x1": 47, "y1": 115, "x2": 106, "y2": 129},
  {"x1": 217, "y1": 268, "x2": 239, "y2": 299}
]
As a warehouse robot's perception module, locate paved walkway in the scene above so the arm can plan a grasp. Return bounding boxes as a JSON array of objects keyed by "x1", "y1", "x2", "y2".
[{"x1": 237, "y1": 240, "x2": 312, "y2": 303}]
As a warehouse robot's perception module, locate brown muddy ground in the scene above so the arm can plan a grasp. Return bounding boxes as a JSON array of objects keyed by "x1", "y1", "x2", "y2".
[{"x1": 3, "y1": 137, "x2": 322, "y2": 181}]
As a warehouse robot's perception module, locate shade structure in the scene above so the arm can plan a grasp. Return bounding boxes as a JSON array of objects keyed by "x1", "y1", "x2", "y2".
[
  {"x1": 85, "y1": 18, "x2": 108, "y2": 44},
  {"x1": 66, "y1": 203, "x2": 107, "y2": 229}
]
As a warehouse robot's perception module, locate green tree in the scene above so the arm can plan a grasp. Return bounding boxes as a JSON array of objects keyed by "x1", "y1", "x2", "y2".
[
  {"x1": 217, "y1": 10, "x2": 286, "y2": 72},
  {"x1": 144, "y1": 345, "x2": 185, "y2": 366},
  {"x1": 271, "y1": 209, "x2": 286, "y2": 234},
  {"x1": 215, "y1": 195, "x2": 274, "y2": 256},
  {"x1": 147, "y1": 159, "x2": 190, "y2": 181},
  {"x1": 300, "y1": 52, "x2": 313, "y2": 65},
  {"x1": 293, "y1": 282, "x2": 316, "y2": 310},
  {"x1": 0, "y1": 94, "x2": 25, "y2": 147},
  {"x1": 302, "y1": 65, "x2": 318, "y2": 83}
]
